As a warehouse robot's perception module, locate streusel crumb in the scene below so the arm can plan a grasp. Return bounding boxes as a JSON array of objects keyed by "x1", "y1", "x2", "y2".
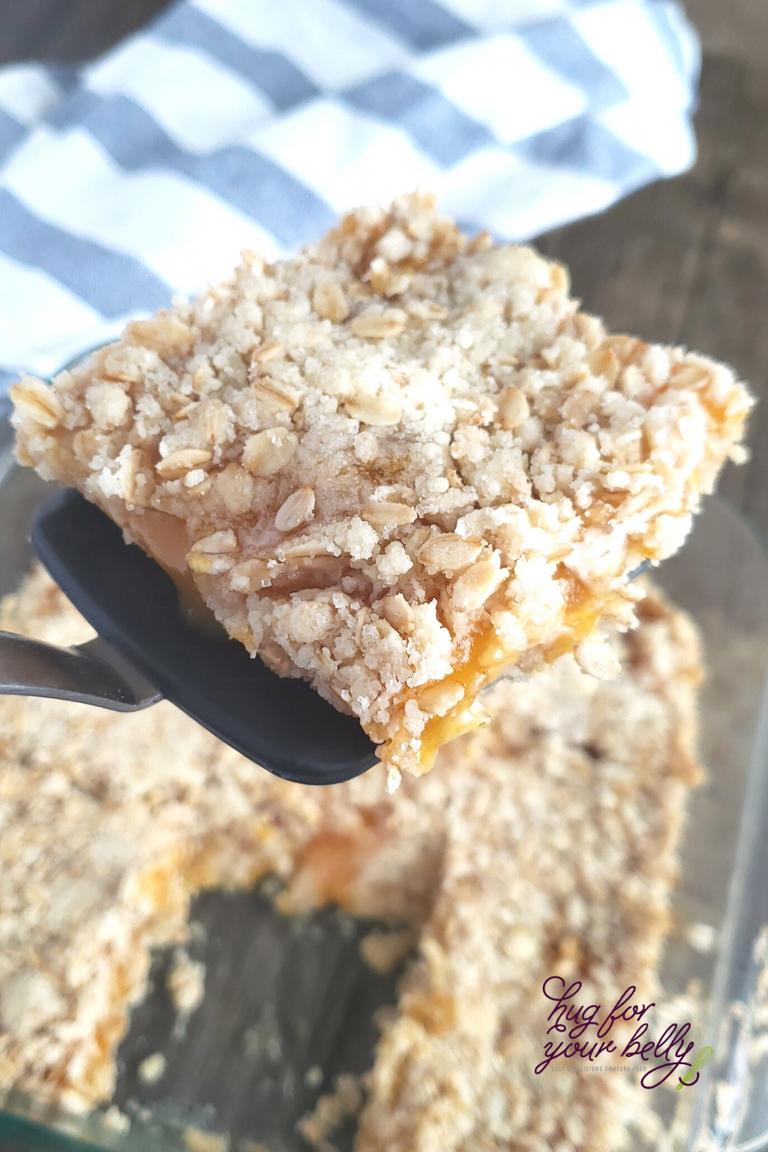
[
  {"x1": 0, "y1": 567, "x2": 701, "y2": 1152},
  {"x1": 11, "y1": 192, "x2": 746, "y2": 775}
]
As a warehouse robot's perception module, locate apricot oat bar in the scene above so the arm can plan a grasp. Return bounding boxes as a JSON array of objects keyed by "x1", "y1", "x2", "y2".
[
  {"x1": 10, "y1": 193, "x2": 751, "y2": 779},
  {"x1": 0, "y1": 568, "x2": 702, "y2": 1151}
]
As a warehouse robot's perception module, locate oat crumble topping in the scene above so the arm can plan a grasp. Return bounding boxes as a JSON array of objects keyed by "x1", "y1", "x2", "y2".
[
  {"x1": 0, "y1": 568, "x2": 702, "y2": 1151},
  {"x1": 10, "y1": 192, "x2": 746, "y2": 777}
]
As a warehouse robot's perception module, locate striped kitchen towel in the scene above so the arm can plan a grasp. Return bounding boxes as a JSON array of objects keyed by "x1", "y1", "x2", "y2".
[{"x1": 0, "y1": 0, "x2": 700, "y2": 390}]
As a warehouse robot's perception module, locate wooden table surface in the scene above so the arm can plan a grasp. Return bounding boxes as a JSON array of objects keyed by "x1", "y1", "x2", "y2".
[{"x1": 2, "y1": 0, "x2": 767, "y2": 534}]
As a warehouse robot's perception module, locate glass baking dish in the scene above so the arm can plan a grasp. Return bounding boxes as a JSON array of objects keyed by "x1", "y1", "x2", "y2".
[{"x1": 2, "y1": 392, "x2": 768, "y2": 1152}]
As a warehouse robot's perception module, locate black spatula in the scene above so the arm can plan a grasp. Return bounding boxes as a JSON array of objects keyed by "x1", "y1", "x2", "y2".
[{"x1": 2, "y1": 485, "x2": 378, "y2": 785}]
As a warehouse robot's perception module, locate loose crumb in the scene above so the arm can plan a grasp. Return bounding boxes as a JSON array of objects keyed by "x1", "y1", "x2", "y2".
[
  {"x1": 184, "y1": 1126, "x2": 229, "y2": 1152},
  {"x1": 100, "y1": 1104, "x2": 131, "y2": 1134},
  {"x1": 137, "y1": 1052, "x2": 166, "y2": 1085},
  {"x1": 167, "y1": 948, "x2": 206, "y2": 1015},
  {"x1": 298, "y1": 1073, "x2": 363, "y2": 1151},
  {"x1": 686, "y1": 921, "x2": 718, "y2": 954},
  {"x1": 304, "y1": 1065, "x2": 324, "y2": 1089},
  {"x1": 359, "y1": 928, "x2": 416, "y2": 974}
]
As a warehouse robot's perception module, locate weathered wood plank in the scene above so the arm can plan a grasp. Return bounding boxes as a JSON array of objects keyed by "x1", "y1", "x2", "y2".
[
  {"x1": 0, "y1": 0, "x2": 171, "y2": 65},
  {"x1": 687, "y1": 0, "x2": 768, "y2": 69}
]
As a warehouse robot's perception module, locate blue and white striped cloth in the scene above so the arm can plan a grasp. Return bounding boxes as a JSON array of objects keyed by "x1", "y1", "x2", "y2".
[{"x1": 0, "y1": 0, "x2": 699, "y2": 391}]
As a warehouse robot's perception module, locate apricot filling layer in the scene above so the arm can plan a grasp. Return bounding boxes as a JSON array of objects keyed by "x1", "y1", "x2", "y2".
[{"x1": 11, "y1": 193, "x2": 752, "y2": 779}]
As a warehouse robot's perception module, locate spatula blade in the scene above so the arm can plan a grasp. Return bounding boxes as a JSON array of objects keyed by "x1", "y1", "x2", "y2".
[{"x1": 32, "y1": 488, "x2": 378, "y2": 785}]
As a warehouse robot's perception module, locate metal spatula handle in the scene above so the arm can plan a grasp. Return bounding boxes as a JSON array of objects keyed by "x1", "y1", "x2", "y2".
[{"x1": 0, "y1": 630, "x2": 161, "y2": 711}]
